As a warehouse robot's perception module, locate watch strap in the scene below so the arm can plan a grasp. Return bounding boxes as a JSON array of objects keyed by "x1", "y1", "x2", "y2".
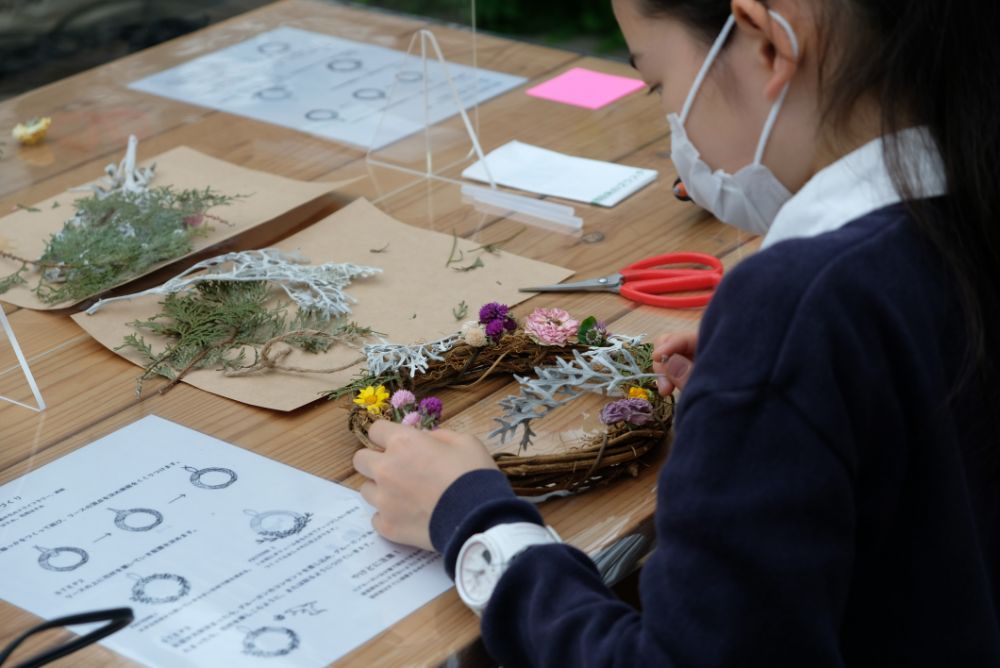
[
  {"x1": 456, "y1": 522, "x2": 561, "y2": 615},
  {"x1": 483, "y1": 522, "x2": 562, "y2": 564}
]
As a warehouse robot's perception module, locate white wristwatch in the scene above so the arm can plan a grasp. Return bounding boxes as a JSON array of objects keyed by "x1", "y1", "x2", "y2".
[{"x1": 455, "y1": 522, "x2": 562, "y2": 616}]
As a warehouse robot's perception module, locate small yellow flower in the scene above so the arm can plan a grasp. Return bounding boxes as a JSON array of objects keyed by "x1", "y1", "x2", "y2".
[
  {"x1": 354, "y1": 385, "x2": 390, "y2": 415},
  {"x1": 627, "y1": 386, "x2": 654, "y2": 401},
  {"x1": 12, "y1": 117, "x2": 52, "y2": 146}
]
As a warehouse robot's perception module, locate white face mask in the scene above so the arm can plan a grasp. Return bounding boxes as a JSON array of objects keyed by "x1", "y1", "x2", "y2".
[{"x1": 668, "y1": 12, "x2": 800, "y2": 235}]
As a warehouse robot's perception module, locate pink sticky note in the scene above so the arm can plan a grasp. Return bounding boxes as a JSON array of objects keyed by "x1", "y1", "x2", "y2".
[{"x1": 525, "y1": 67, "x2": 646, "y2": 110}]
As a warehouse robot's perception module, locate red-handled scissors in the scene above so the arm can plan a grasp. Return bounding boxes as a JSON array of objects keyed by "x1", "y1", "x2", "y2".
[{"x1": 520, "y1": 252, "x2": 724, "y2": 309}]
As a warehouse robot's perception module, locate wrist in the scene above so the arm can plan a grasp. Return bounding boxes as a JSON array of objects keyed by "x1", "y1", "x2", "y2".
[{"x1": 429, "y1": 469, "x2": 543, "y2": 578}]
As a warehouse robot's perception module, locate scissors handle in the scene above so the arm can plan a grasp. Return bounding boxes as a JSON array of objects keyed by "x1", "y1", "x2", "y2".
[
  {"x1": 623, "y1": 252, "x2": 724, "y2": 277},
  {"x1": 621, "y1": 273, "x2": 722, "y2": 309}
]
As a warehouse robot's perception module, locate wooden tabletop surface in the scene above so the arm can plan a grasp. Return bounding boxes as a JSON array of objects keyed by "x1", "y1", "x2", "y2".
[{"x1": 0, "y1": 1, "x2": 759, "y2": 665}]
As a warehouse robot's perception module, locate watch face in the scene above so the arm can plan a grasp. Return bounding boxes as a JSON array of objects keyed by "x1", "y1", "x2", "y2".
[{"x1": 458, "y1": 539, "x2": 501, "y2": 606}]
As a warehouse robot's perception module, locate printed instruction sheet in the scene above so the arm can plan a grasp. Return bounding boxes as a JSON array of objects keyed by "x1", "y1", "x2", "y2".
[
  {"x1": 0, "y1": 416, "x2": 452, "y2": 666},
  {"x1": 130, "y1": 26, "x2": 526, "y2": 150}
]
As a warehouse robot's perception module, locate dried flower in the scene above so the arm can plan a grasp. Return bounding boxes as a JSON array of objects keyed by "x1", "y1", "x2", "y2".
[
  {"x1": 578, "y1": 317, "x2": 610, "y2": 346},
  {"x1": 479, "y1": 302, "x2": 509, "y2": 323},
  {"x1": 390, "y1": 389, "x2": 416, "y2": 410},
  {"x1": 627, "y1": 386, "x2": 654, "y2": 401},
  {"x1": 401, "y1": 411, "x2": 422, "y2": 427},
  {"x1": 600, "y1": 398, "x2": 654, "y2": 427},
  {"x1": 354, "y1": 385, "x2": 390, "y2": 415},
  {"x1": 484, "y1": 319, "x2": 506, "y2": 339},
  {"x1": 184, "y1": 213, "x2": 205, "y2": 228},
  {"x1": 12, "y1": 117, "x2": 52, "y2": 146},
  {"x1": 478, "y1": 301, "x2": 517, "y2": 340},
  {"x1": 419, "y1": 396, "x2": 443, "y2": 418},
  {"x1": 524, "y1": 308, "x2": 580, "y2": 346},
  {"x1": 461, "y1": 320, "x2": 489, "y2": 347}
]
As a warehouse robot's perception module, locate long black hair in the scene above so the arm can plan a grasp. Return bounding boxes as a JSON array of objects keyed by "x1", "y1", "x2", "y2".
[{"x1": 639, "y1": 0, "x2": 1000, "y2": 452}]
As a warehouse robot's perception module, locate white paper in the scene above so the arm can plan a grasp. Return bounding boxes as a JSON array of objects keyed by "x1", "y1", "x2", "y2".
[
  {"x1": 0, "y1": 416, "x2": 452, "y2": 667},
  {"x1": 129, "y1": 27, "x2": 526, "y2": 150},
  {"x1": 462, "y1": 140, "x2": 659, "y2": 207}
]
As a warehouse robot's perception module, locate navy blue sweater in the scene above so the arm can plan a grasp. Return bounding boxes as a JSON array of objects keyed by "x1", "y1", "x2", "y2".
[{"x1": 429, "y1": 204, "x2": 1000, "y2": 667}]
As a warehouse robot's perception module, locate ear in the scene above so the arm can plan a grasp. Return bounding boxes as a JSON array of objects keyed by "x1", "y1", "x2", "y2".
[{"x1": 731, "y1": 0, "x2": 801, "y2": 101}]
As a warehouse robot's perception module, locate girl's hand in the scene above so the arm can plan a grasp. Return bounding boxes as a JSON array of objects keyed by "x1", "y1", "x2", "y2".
[
  {"x1": 652, "y1": 331, "x2": 698, "y2": 395},
  {"x1": 352, "y1": 420, "x2": 499, "y2": 551}
]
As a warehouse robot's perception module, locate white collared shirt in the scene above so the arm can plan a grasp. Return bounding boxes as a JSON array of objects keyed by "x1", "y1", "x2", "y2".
[{"x1": 762, "y1": 127, "x2": 947, "y2": 249}]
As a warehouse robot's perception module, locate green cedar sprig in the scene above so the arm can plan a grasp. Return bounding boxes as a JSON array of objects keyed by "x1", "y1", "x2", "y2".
[
  {"x1": 0, "y1": 185, "x2": 237, "y2": 304},
  {"x1": 119, "y1": 280, "x2": 366, "y2": 397}
]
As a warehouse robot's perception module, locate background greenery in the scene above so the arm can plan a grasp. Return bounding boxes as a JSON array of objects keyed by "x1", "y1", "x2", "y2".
[{"x1": 349, "y1": 0, "x2": 626, "y2": 53}]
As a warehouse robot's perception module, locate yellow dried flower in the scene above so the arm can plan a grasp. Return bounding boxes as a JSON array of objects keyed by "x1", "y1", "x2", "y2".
[
  {"x1": 12, "y1": 117, "x2": 52, "y2": 146},
  {"x1": 627, "y1": 386, "x2": 654, "y2": 401},
  {"x1": 354, "y1": 385, "x2": 390, "y2": 415}
]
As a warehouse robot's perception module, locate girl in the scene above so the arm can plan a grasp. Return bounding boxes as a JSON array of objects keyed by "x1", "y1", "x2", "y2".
[{"x1": 353, "y1": 0, "x2": 1000, "y2": 664}]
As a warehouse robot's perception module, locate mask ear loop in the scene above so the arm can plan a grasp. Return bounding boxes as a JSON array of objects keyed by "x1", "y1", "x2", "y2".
[
  {"x1": 753, "y1": 10, "x2": 801, "y2": 165},
  {"x1": 679, "y1": 15, "x2": 737, "y2": 125}
]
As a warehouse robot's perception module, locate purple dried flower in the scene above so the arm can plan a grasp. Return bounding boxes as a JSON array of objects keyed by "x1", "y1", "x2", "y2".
[
  {"x1": 600, "y1": 398, "x2": 654, "y2": 426},
  {"x1": 479, "y1": 302, "x2": 509, "y2": 324},
  {"x1": 401, "y1": 411, "x2": 422, "y2": 427},
  {"x1": 479, "y1": 302, "x2": 517, "y2": 341},
  {"x1": 484, "y1": 319, "x2": 506, "y2": 339},
  {"x1": 419, "y1": 396, "x2": 443, "y2": 418},
  {"x1": 390, "y1": 389, "x2": 416, "y2": 410}
]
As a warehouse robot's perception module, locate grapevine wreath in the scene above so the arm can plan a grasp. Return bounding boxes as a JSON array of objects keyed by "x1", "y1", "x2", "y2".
[{"x1": 340, "y1": 302, "x2": 674, "y2": 496}]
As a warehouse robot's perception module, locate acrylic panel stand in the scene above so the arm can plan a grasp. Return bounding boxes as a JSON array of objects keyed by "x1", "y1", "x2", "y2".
[
  {"x1": 0, "y1": 308, "x2": 46, "y2": 412},
  {"x1": 365, "y1": 11, "x2": 582, "y2": 231}
]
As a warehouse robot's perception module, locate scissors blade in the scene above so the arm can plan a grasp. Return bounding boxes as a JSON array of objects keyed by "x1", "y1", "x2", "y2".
[{"x1": 520, "y1": 273, "x2": 624, "y2": 293}]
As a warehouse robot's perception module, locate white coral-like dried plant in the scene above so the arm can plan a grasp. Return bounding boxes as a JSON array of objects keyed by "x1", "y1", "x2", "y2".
[
  {"x1": 363, "y1": 335, "x2": 462, "y2": 379},
  {"x1": 85, "y1": 249, "x2": 381, "y2": 318},
  {"x1": 73, "y1": 134, "x2": 156, "y2": 202},
  {"x1": 490, "y1": 335, "x2": 656, "y2": 448}
]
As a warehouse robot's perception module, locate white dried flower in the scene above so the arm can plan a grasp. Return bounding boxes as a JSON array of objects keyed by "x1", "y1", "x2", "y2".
[{"x1": 461, "y1": 320, "x2": 488, "y2": 347}]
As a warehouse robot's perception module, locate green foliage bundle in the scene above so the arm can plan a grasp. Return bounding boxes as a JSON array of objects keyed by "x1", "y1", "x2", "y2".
[
  {"x1": 120, "y1": 280, "x2": 374, "y2": 396},
  {"x1": 0, "y1": 185, "x2": 235, "y2": 304}
]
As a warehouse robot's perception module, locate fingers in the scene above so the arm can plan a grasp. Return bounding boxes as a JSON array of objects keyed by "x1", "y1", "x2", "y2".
[
  {"x1": 426, "y1": 428, "x2": 469, "y2": 446},
  {"x1": 652, "y1": 332, "x2": 698, "y2": 362},
  {"x1": 352, "y1": 447, "x2": 379, "y2": 479},
  {"x1": 665, "y1": 354, "x2": 693, "y2": 391},
  {"x1": 652, "y1": 332, "x2": 698, "y2": 395},
  {"x1": 359, "y1": 479, "x2": 378, "y2": 507},
  {"x1": 368, "y1": 418, "x2": 403, "y2": 449}
]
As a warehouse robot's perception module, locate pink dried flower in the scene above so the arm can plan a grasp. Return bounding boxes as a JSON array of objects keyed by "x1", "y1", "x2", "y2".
[
  {"x1": 401, "y1": 411, "x2": 422, "y2": 427},
  {"x1": 390, "y1": 389, "x2": 416, "y2": 410},
  {"x1": 524, "y1": 308, "x2": 580, "y2": 346},
  {"x1": 184, "y1": 213, "x2": 205, "y2": 228}
]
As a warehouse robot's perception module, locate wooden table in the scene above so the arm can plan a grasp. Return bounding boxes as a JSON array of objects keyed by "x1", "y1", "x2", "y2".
[{"x1": 0, "y1": 1, "x2": 759, "y2": 665}]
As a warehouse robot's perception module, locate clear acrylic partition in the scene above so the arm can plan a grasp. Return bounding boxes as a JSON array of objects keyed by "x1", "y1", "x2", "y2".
[
  {"x1": 0, "y1": 308, "x2": 45, "y2": 413},
  {"x1": 366, "y1": 4, "x2": 488, "y2": 179},
  {"x1": 364, "y1": 1, "x2": 582, "y2": 233}
]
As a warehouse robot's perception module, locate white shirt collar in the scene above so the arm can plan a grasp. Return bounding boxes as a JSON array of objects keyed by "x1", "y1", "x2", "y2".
[{"x1": 762, "y1": 127, "x2": 947, "y2": 249}]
